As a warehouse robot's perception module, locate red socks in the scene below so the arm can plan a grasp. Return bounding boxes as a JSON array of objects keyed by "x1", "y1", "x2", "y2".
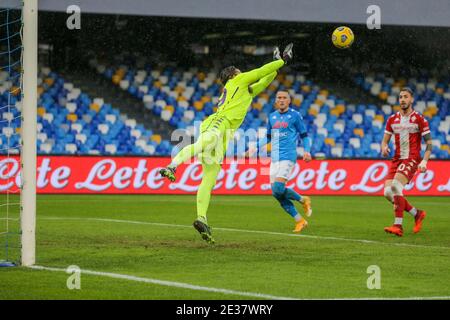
[
  {"x1": 404, "y1": 198, "x2": 413, "y2": 212},
  {"x1": 393, "y1": 195, "x2": 406, "y2": 225}
]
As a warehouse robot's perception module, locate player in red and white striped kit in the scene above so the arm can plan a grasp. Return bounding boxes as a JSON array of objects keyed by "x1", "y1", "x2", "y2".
[{"x1": 381, "y1": 87, "x2": 432, "y2": 237}]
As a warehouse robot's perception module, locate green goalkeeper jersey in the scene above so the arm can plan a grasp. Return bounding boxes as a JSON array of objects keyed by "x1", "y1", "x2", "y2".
[{"x1": 214, "y1": 59, "x2": 285, "y2": 130}]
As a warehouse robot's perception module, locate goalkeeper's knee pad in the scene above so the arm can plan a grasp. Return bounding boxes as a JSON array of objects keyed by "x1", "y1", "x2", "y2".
[{"x1": 271, "y1": 182, "x2": 286, "y2": 200}]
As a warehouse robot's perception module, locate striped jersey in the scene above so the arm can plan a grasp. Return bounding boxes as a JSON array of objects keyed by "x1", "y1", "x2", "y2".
[{"x1": 385, "y1": 110, "x2": 430, "y2": 160}]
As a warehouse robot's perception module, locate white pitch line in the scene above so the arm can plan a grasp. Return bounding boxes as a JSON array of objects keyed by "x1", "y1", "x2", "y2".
[
  {"x1": 39, "y1": 216, "x2": 450, "y2": 251},
  {"x1": 0, "y1": 217, "x2": 20, "y2": 221},
  {"x1": 28, "y1": 265, "x2": 297, "y2": 300},
  {"x1": 0, "y1": 202, "x2": 21, "y2": 207},
  {"x1": 27, "y1": 265, "x2": 450, "y2": 300}
]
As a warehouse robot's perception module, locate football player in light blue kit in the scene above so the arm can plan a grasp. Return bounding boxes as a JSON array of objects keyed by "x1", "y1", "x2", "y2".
[{"x1": 259, "y1": 90, "x2": 313, "y2": 233}]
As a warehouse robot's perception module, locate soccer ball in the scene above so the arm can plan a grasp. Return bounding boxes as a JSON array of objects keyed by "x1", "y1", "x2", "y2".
[{"x1": 332, "y1": 26, "x2": 354, "y2": 49}]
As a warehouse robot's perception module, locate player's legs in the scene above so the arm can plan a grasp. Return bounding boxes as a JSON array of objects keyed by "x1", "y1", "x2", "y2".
[
  {"x1": 192, "y1": 161, "x2": 221, "y2": 244},
  {"x1": 391, "y1": 173, "x2": 409, "y2": 224},
  {"x1": 159, "y1": 131, "x2": 218, "y2": 182},
  {"x1": 391, "y1": 172, "x2": 426, "y2": 234},
  {"x1": 399, "y1": 159, "x2": 427, "y2": 227},
  {"x1": 383, "y1": 179, "x2": 394, "y2": 203},
  {"x1": 270, "y1": 161, "x2": 296, "y2": 194},
  {"x1": 171, "y1": 130, "x2": 218, "y2": 168},
  {"x1": 384, "y1": 161, "x2": 420, "y2": 216},
  {"x1": 270, "y1": 161, "x2": 311, "y2": 214},
  {"x1": 272, "y1": 179, "x2": 300, "y2": 219},
  {"x1": 270, "y1": 161, "x2": 309, "y2": 232},
  {"x1": 160, "y1": 116, "x2": 227, "y2": 182},
  {"x1": 193, "y1": 122, "x2": 231, "y2": 244},
  {"x1": 385, "y1": 168, "x2": 426, "y2": 236},
  {"x1": 196, "y1": 161, "x2": 221, "y2": 223}
]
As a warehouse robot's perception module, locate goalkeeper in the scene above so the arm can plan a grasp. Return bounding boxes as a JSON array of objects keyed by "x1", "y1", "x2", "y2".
[{"x1": 160, "y1": 44, "x2": 294, "y2": 244}]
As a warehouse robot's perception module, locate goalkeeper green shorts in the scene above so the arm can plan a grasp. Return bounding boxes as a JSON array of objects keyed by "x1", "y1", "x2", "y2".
[{"x1": 198, "y1": 115, "x2": 233, "y2": 164}]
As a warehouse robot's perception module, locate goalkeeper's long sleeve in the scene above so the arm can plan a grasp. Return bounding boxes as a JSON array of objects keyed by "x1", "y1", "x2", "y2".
[
  {"x1": 250, "y1": 72, "x2": 277, "y2": 97},
  {"x1": 235, "y1": 59, "x2": 284, "y2": 86}
]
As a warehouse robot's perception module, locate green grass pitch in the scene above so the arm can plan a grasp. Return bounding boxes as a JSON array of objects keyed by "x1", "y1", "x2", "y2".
[{"x1": 1, "y1": 194, "x2": 449, "y2": 299}]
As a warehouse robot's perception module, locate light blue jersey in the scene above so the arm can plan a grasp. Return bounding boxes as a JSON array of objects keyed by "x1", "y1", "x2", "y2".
[{"x1": 265, "y1": 108, "x2": 311, "y2": 162}]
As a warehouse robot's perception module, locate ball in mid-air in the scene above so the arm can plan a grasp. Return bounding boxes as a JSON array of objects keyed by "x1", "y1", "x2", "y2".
[{"x1": 332, "y1": 26, "x2": 354, "y2": 49}]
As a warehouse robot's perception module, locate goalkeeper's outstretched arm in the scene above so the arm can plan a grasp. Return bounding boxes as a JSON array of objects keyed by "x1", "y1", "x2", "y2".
[
  {"x1": 235, "y1": 59, "x2": 285, "y2": 86},
  {"x1": 249, "y1": 71, "x2": 277, "y2": 97}
]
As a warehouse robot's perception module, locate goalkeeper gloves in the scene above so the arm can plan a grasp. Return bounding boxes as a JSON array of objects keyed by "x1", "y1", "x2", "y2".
[
  {"x1": 273, "y1": 46, "x2": 282, "y2": 60},
  {"x1": 274, "y1": 43, "x2": 293, "y2": 64},
  {"x1": 282, "y1": 43, "x2": 293, "y2": 63}
]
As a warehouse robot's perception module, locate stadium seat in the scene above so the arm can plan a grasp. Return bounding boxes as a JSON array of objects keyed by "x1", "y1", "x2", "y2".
[
  {"x1": 65, "y1": 143, "x2": 77, "y2": 154},
  {"x1": 39, "y1": 143, "x2": 52, "y2": 154},
  {"x1": 105, "y1": 144, "x2": 117, "y2": 154}
]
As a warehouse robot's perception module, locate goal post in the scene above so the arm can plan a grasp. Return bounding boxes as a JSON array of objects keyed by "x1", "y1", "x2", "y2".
[{"x1": 20, "y1": 0, "x2": 37, "y2": 266}]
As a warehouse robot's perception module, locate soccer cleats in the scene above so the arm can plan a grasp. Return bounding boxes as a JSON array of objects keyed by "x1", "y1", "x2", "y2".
[
  {"x1": 193, "y1": 219, "x2": 215, "y2": 244},
  {"x1": 293, "y1": 218, "x2": 308, "y2": 233},
  {"x1": 301, "y1": 196, "x2": 312, "y2": 217},
  {"x1": 384, "y1": 224, "x2": 403, "y2": 237},
  {"x1": 413, "y1": 210, "x2": 426, "y2": 234},
  {"x1": 385, "y1": 209, "x2": 426, "y2": 237},
  {"x1": 159, "y1": 166, "x2": 176, "y2": 182}
]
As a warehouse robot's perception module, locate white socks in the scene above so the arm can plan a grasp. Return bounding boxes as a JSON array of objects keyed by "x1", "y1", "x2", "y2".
[{"x1": 408, "y1": 207, "x2": 417, "y2": 217}]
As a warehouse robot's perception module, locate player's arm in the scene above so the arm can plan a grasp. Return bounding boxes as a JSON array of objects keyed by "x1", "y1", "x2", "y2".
[
  {"x1": 245, "y1": 120, "x2": 271, "y2": 158},
  {"x1": 235, "y1": 60, "x2": 285, "y2": 86},
  {"x1": 249, "y1": 72, "x2": 277, "y2": 97},
  {"x1": 295, "y1": 114, "x2": 312, "y2": 162},
  {"x1": 236, "y1": 44, "x2": 292, "y2": 87},
  {"x1": 381, "y1": 133, "x2": 392, "y2": 157},
  {"x1": 382, "y1": 117, "x2": 393, "y2": 157},
  {"x1": 419, "y1": 133, "x2": 432, "y2": 172},
  {"x1": 255, "y1": 119, "x2": 272, "y2": 157},
  {"x1": 418, "y1": 117, "x2": 432, "y2": 172}
]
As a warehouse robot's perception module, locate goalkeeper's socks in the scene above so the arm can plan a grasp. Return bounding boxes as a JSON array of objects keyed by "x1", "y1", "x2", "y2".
[{"x1": 293, "y1": 214, "x2": 302, "y2": 222}]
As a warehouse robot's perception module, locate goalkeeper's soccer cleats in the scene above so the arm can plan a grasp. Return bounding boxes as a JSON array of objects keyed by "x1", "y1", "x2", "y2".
[
  {"x1": 159, "y1": 166, "x2": 176, "y2": 182},
  {"x1": 293, "y1": 218, "x2": 308, "y2": 233},
  {"x1": 413, "y1": 210, "x2": 426, "y2": 234},
  {"x1": 384, "y1": 224, "x2": 403, "y2": 237},
  {"x1": 193, "y1": 219, "x2": 215, "y2": 244},
  {"x1": 301, "y1": 196, "x2": 312, "y2": 217}
]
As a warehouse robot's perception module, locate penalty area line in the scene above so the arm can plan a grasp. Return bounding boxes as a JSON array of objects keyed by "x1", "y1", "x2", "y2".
[
  {"x1": 39, "y1": 216, "x2": 450, "y2": 251},
  {"x1": 27, "y1": 265, "x2": 297, "y2": 300},
  {"x1": 27, "y1": 265, "x2": 450, "y2": 300}
]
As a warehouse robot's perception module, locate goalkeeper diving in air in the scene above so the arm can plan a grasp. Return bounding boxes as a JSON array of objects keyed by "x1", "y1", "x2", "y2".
[{"x1": 159, "y1": 44, "x2": 294, "y2": 244}]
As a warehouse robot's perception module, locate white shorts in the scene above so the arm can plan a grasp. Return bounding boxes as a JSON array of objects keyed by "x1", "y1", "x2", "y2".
[{"x1": 270, "y1": 160, "x2": 295, "y2": 183}]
